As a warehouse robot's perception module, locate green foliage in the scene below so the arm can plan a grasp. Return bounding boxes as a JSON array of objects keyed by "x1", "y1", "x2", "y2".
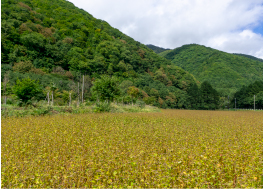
[
  {"x1": 119, "y1": 80, "x2": 133, "y2": 93},
  {"x1": 146, "y1": 44, "x2": 171, "y2": 54},
  {"x1": 1, "y1": 0, "x2": 199, "y2": 109},
  {"x1": 13, "y1": 77, "x2": 43, "y2": 104},
  {"x1": 91, "y1": 75, "x2": 120, "y2": 102},
  {"x1": 200, "y1": 81, "x2": 219, "y2": 110},
  {"x1": 160, "y1": 44, "x2": 263, "y2": 96},
  {"x1": 186, "y1": 81, "x2": 220, "y2": 110},
  {"x1": 232, "y1": 81, "x2": 263, "y2": 109},
  {"x1": 187, "y1": 83, "x2": 201, "y2": 109},
  {"x1": 20, "y1": 32, "x2": 45, "y2": 51},
  {"x1": 136, "y1": 100, "x2": 146, "y2": 108},
  {"x1": 93, "y1": 101, "x2": 111, "y2": 113},
  {"x1": 1, "y1": 64, "x2": 12, "y2": 80},
  {"x1": 13, "y1": 60, "x2": 34, "y2": 73},
  {"x1": 233, "y1": 53, "x2": 263, "y2": 62},
  {"x1": 127, "y1": 86, "x2": 139, "y2": 99}
]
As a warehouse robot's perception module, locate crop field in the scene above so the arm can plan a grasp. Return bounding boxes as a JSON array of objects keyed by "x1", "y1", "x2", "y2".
[{"x1": 1, "y1": 110, "x2": 263, "y2": 188}]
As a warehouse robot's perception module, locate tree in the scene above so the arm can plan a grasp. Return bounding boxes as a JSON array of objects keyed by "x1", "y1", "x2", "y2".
[
  {"x1": 200, "y1": 81, "x2": 219, "y2": 110},
  {"x1": 127, "y1": 86, "x2": 139, "y2": 105},
  {"x1": 256, "y1": 91, "x2": 263, "y2": 109},
  {"x1": 13, "y1": 77, "x2": 43, "y2": 105},
  {"x1": 119, "y1": 80, "x2": 133, "y2": 93},
  {"x1": 20, "y1": 32, "x2": 45, "y2": 51},
  {"x1": 91, "y1": 75, "x2": 120, "y2": 102},
  {"x1": 13, "y1": 60, "x2": 34, "y2": 73},
  {"x1": 187, "y1": 83, "x2": 201, "y2": 109}
]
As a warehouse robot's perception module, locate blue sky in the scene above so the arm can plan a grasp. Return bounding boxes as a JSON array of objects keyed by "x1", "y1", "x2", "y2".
[
  {"x1": 253, "y1": 23, "x2": 263, "y2": 36},
  {"x1": 68, "y1": 0, "x2": 263, "y2": 59}
]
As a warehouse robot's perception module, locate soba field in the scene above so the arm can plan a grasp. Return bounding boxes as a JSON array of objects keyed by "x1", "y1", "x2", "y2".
[{"x1": 1, "y1": 110, "x2": 263, "y2": 188}]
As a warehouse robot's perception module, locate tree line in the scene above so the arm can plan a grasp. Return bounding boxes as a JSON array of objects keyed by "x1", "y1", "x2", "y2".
[{"x1": 1, "y1": 71, "x2": 218, "y2": 110}]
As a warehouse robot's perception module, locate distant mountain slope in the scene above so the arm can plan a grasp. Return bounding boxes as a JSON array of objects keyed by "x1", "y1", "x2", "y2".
[
  {"x1": 158, "y1": 49, "x2": 173, "y2": 57},
  {"x1": 233, "y1": 53, "x2": 263, "y2": 63},
  {"x1": 159, "y1": 44, "x2": 263, "y2": 95},
  {"x1": 146, "y1": 44, "x2": 171, "y2": 54}
]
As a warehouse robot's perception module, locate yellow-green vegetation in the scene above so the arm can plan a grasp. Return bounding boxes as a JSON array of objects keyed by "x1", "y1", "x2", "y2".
[
  {"x1": 2, "y1": 110, "x2": 263, "y2": 188},
  {"x1": 0, "y1": 103, "x2": 160, "y2": 117}
]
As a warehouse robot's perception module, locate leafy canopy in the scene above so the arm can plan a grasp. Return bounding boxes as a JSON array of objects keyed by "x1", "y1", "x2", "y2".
[
  {"x1": 13, "y1": 77, "x2": 43, "y2": 104},
  {"x1": 91, "y1": 75, "x2": 120, "y2": 102}
]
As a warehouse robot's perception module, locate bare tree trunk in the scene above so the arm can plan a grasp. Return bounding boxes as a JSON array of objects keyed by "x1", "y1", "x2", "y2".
[
  {"x1": 47, "y1": 92, "x2": 50, "y2": 105},
  {"x1": 82, "y1": 75, "x2": 84, "y2": 103},
  {"x1": 3, "y1": 73, "x2": 9, "y2": 105},
  {"x1": 77, "y1": 82, "x2": 80, "y2": 107},
  {"x1": 4, "y1": 82, "x2": 6, "y2": 105},
  {"x1": 52, "y1": 91, "x2": 54, "y2": 106},
  {"x1": 69, "y1": 93, "x2": 71, "y2": 106}
]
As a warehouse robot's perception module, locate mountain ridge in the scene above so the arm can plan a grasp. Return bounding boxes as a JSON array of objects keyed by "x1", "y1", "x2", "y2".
[
  {"x1": 146, "y1": 44, "x2": 171, "y2": 54},
  {"x1": 155, "y1": 44, "x2": 263, "y2": 95}
]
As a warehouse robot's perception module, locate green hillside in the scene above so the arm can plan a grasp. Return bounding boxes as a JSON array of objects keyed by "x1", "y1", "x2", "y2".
[
  {"x1": 146, "y1": 44, "x2": 170, "y2": 54},
  {"x1": 160, "y1": 44, "x2": 263, "y2": 95},
  {"x1": 233, "y1": 53, "x2": 263, "y2": 63},
  {"x1": 1, "y1": 0, "x2": 200, "y2": 109}
]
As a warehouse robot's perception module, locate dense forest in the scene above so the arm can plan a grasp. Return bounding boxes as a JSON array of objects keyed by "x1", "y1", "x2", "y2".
[
  {"x1": 233, "y1": 53, "x2": 263, "y2": 63},
  {"x1": 1, "y1": 0, "x2": 262, "y2": 111},
  {"x1": 156, "y1": 44, "x2": 263, "y2": 96},
  {"x1": 2, "y1": 0, "x2": 217, "y2": 110},
  {"x1": 231, "y1": 81, "x2": 263, "y2": 109}
]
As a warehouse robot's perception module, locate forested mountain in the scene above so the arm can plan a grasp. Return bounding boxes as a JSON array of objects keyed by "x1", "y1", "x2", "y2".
[
  {"x1": 146, "y1": 44, "x2": 171, "y2": 54},
  {"x1": 1, "y1": 0, "x2": 205, "y2": 109},
  {"x1": 159, "y1": 44, "x2": 263, "y2": 95},
  {"x1": 232, "y1": 53, "x2": 263, "y2": 63}
]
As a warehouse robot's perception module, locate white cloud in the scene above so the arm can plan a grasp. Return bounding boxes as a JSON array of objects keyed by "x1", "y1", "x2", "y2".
[
  {"x1": 68, "y1": 0, "x2": 263, "y2": 59},
  {"x1": 207, "y1": 30, "x2": 263, "y2": 58}
]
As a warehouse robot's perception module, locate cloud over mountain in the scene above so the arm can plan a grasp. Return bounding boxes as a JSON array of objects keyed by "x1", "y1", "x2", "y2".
[{"x1": 68, "y1": 0, "x2": 263, "y2": 58}]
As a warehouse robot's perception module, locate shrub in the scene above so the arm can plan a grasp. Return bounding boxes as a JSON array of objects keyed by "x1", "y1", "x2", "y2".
[
  {"x1": 136, "y1": 100, "x2": 146, "y2": 109},
  {"x1": 91, "y1": 75, "x2": 120, "y2": 102},
  {"x1": 93, "y1": 101, "x2": 111, "y2": 113},
  {"x1": 13, "y1": 77, "x2": 43, "y2": 105},
  {"x1": 13, "y1": 61, "x2": 34, "y2": 73}
]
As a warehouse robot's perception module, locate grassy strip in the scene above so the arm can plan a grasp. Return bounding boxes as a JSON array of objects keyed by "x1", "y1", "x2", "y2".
[{"x1": 1, "y1": 103, "x2": 160, "y2": 117}]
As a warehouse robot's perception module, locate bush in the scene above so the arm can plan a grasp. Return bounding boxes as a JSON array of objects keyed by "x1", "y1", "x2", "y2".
[
  {"x1": 13, "y1": 61, "x2": 34, "y2": 73},
  {"x1": 32, "y1": 106, "x2": 53, "y2": 116},
  {"x1": 136, "y1": 100, "x2": 146, "y2": 109},
  {"x1": 91, "y1": 75, "x2": 121, "y2": 102},
  {"x1": 93, "y1": 101, "x2": 111, "y2": 113},
  {"x1": 13, "y1": 77, "x2": 43, "y2": 105},
  {"x1": 55, "y1": 98, "x2": 65, "y2": 106}
]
